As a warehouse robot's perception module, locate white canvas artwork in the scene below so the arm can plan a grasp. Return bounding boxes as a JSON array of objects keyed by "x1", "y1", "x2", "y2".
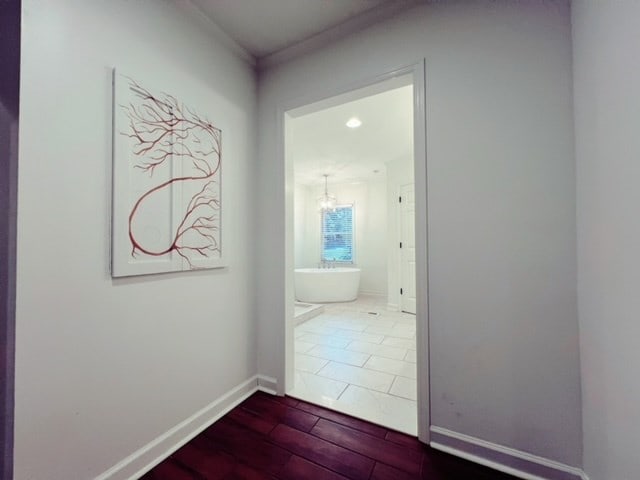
[{"x1": 111, "y1": 70, "x2": 225, "y2": 277}]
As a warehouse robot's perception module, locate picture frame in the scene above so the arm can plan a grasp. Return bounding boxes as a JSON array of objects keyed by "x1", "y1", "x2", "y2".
[{"x1": 111, "y1": 69, "x2": 225, "y2": 277}]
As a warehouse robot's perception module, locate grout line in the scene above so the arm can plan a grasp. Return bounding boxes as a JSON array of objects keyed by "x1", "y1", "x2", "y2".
[
  {"x1": 335, "y1": 381, "x2": 349, "y2": 401},
  {"x1": 313, "y1": 360, "x2": 329, "y2": 375},
  {"x1": 301, "y1": 363, "x2": 416, "y2": 401},
  {"x1": 300, "y1": 348, "x2": 367, "y2": 364},
  {"x1": 386, "y1": 376, "x2": 395, "y2": 395},
  {"x1": 291, "y1": 299, "x2": 418, "y2": 435},
  {"x1": 358, "y1": 363, "x2": 417, "y2": 381},
  {"x1": 364, "y1": 353, "x2": 372, "y2": 366},
  {"x1": 312, "y1": 369, "x2": 394, "y2": 395}
]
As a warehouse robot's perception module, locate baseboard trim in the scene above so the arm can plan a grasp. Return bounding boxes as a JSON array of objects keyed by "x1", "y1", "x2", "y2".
[
  {"x1": 430, "y1": 426, "x2": 585, "y2": 480},
  {"x1": 294, "y1": 303, "x2": 325, "y2": 326},
  {"x1": 257, "y1": 374, "x2": 278, "y2": 394},
  {"x1": 358, "y1": 291, "x2": 386, "y2": 298},
  {"x1": 95, "y1": 376, "x2": 259, "y2": 480},
  {"x1": 387, "y1": 302, "x2": 399, "y2": 311}
]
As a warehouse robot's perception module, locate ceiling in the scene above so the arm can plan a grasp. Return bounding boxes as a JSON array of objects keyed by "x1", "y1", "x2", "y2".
[
  {"x1": 183, "y1": 1, "x2": 416, "y2": 186},
  {"x1": 291, "y1": 83, "x2": 413, "y2": 186},
  {"x1": 189, "y1": 0, "x2": 408, "y2": 59}
]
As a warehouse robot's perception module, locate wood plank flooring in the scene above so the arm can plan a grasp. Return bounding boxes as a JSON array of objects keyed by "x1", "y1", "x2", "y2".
[{"x1": 141, "y1": 391, "x2": 517, "y2": 480}]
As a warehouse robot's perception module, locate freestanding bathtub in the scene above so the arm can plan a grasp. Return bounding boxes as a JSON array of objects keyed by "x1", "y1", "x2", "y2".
[{"x1": 295, "y1": 267, "x2": 361, "y2": 303}]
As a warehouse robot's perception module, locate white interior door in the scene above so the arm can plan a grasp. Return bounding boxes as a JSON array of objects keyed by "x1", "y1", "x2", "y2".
[{"x1": 400, "y1": 183, "x2": 416, "y2": 314}]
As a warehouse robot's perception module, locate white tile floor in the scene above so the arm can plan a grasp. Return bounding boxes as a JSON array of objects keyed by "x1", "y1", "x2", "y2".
[{"x1": 288, "y1": 295, "x2": 418, "y2": 435}]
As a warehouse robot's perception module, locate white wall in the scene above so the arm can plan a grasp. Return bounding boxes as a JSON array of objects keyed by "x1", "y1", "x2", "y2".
[
  {"x1": 298, "y1": 184, "x2": 320, "y2": 270},
  {"x1": 295, "y1": 180, "x2": 388, "y2": 296},
  {"x1": 15, "y1": 1, "x2": 257, "y2": 479},
  {"x1": 572, "y1": 2, "x2": 640, "y2": 479},
  {"x1": 257, "y1": 0, "x2": 581, "y2": 469}
]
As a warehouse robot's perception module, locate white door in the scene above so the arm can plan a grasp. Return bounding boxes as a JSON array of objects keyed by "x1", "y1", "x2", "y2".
[{"x1": 400, "y1": 184, "x2": 416, "y2": 314}]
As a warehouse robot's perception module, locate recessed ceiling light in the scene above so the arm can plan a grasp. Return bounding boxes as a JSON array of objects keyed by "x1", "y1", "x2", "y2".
[{"x1": 345, "y1": 117, "x2": 362, "y2": 128}]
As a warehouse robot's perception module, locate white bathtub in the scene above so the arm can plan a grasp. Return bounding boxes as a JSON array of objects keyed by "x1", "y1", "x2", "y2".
[{"x1": 295, "y1": 267, "x2": 361, "y2": 303}]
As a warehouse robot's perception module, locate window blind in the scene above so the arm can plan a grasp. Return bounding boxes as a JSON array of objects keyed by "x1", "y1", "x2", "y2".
[{"x1": 321, "y1": 205, "x2": 354, "y2": 262}]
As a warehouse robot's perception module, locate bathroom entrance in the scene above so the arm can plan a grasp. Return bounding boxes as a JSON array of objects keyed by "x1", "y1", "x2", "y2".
[{"x1": 283, "y1": 67, "x2": 427, "y2": 437}]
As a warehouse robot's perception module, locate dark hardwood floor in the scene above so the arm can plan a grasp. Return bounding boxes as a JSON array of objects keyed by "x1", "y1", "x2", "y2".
[{"x1": 141, "y1": 391, "x2": 518, "y2": 480}]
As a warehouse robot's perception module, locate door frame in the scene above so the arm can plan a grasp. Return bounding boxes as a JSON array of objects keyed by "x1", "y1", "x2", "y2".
[
  {"x1": 278, "y1": 60, "x2": 431, "y2": 442},
  {"x1": 0, "y1": 1, "x2": 21, "y2": 477}
]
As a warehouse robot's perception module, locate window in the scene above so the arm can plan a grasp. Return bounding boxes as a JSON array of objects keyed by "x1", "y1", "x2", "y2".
[{"x1": 321, "y1": 205, "x2": 354, "y2": 263}]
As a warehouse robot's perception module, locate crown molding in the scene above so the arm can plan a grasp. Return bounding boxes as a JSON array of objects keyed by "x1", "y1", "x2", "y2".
[{"x1": 258, "y1": 0, "x2": 424, "y2": 71}]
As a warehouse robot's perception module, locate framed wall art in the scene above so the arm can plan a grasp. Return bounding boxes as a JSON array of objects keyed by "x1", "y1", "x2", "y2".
[{"x1": 111, "y1": 69, "x2": 225, "y2": 277}]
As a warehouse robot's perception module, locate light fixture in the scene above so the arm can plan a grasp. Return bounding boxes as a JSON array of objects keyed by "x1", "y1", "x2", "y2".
[
  {"x1": 345, "y1": 117, "x2": 362, "y2": 129},
  {"x1": 317, "y1": 174, "x2": 337, "y2": 211}
]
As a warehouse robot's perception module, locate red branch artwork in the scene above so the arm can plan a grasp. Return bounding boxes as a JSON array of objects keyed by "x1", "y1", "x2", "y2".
[{"x1": 119, "y1": 77, "x2": 222, "y2": 269}]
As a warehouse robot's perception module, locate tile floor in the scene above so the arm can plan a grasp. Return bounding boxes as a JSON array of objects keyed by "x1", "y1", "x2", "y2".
[{"x1": 288, "y1": 295, "x2": 418, "y2": 435}]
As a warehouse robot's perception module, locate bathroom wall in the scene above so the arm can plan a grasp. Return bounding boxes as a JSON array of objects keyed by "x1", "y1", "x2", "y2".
[
  {"x1": 295, "y1": 179, "x2": 388, "y2": 297},
  {"x1": 15, "y1": 1, "x2": 257, "y2": 479},
  {"x1": 257, "y1": 0, "x2": 581, "y2": 470},
  {"x1": 573, "y1": 1, "x2": 640, "y2": 479},
  {"x1": 293, "y1": 184, "x2": 307, "y2": 269}
]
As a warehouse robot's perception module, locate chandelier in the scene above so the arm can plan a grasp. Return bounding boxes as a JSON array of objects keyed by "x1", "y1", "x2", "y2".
[{"x1": 317, "y1": 174, "x2": 337, "y2": 211}]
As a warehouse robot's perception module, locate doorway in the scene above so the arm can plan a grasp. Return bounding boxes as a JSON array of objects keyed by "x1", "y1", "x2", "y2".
[{"x1": 282, "y1": 63, "x2": 429, "y2": 440}]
